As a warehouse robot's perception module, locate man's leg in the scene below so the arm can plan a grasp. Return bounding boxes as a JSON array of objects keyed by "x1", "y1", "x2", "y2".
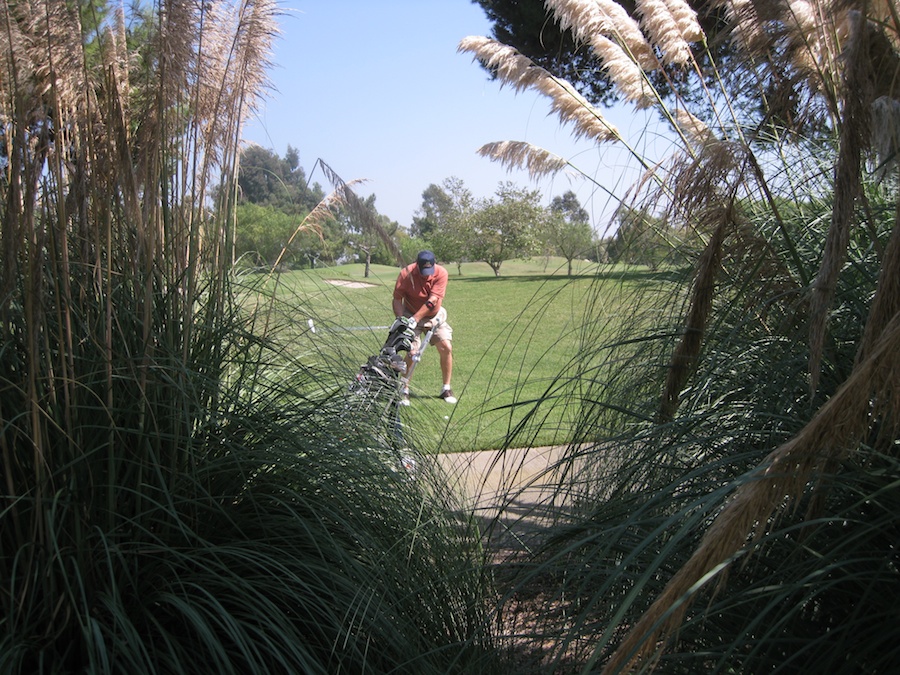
[
  {"x1": 434, "y1": 339, "x2": 452, "y2": 386},
  {"x1": 434, "y1": 339, "x2": 456, "y2": 403}
]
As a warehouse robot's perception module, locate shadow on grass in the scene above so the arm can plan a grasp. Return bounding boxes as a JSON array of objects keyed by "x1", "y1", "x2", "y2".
[{"x1": 454, "y1": 267, "x2": 686, "y2": 285}]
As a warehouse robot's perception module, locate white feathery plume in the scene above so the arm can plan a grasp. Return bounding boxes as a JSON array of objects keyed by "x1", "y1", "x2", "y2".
[
  {"x1": 101, "y1": 6, "x2": 130, "y2": 102},
  {"x1": 545, "y1": 0, "x2": 658, "y2": 70},
  {"x1": 477, "y1": 141, "x2": 572, "y2": 180},
  {"x1": 635, "y1": 0, "x2": 693, "y2": 65},
  {"x1": 589, "y1": 34, "x2": 657, "y2": 108},
  {"x1": 532, "y1": 74, "x2": 622, "y2": 140},
  {"x1": 457, "y1": 36, "x2": 546, "y2": 93},
  {"x1": 663, "y1": 0, "x2": 705, "y2": 43},
  {"x1": 785, "y1": 0, "x2": 823, "y2": 73},
  {"x1": 114, "y1": 4, "x2": 130, "y2": 96},
  {"x1": 31, "y1": 0, "x2": 87, "y2": 118},
  {"x1": 459, "y1": 36, "x2": 620, "y2": 142}
]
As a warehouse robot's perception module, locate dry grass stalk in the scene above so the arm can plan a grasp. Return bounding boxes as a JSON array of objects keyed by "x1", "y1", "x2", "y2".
[
  {"x1": 0, "y1": 0, "x2": 277, "y2": 310},
  {"x1": 0, "y1": 0, "x2": 277, "y2": 523},
  {"x1": 477, "y1": 141, "x2": 571, "y2": 180},
  {"x1": 673, "y1": 108, "x2": 718, "y2": 153},
  {"x1": 200, "y1": 0, "x2": 278, "y2": 269},
  {"x1": 114, "y1": 5, "x2": 129, "y2": 93},
  {"x1": 0, "y1": 0, "x2": 94, "y2": 307},
  {"x1": 533, "y1": 0, "x2": 663, "y2": 106},
  {"x1": 101, "y1": 19, "x2": 123, "y2": 95},
  {"x1": 537, "y1": 75, "x2": 623, "y2": 140},
  {"x1": 0, "y1": 0, "x2": 87, "y2": 136},
  {"x1": 589, "y1": 33, "x2": 658, "y2": 108},
  {"x1": 855, "y1": 204, "x2": 900, "y2": 366},
  {"x1": 721, "y1": 0, "x2": 769, "y2": 54},
  {"x1": 608, "y1": 309, "x2": 900, "y2": 673},
  {"x1": 312, "y1": 159, "x2": 404, "y2": 266},
  {"x1": 466, "y1": 0, "x2": 708, "y2": 183},
  {"x1": 717, "y1": 0, "x2": 856, "y2": 116},
  {"x1": 668, "y1": 125, "x2": 747, "y2": 223},
  {"x1": 658, "y1": 209, "x2": 730, "y2": 421},
  {"x1": 808, "y1": 8, "x2": 871, "y2": 393},
  {"x1": 871, "y1": 96, "x2": 900, "y2": 177},
  {"x1": 787, "y1": 0, "x2": 820, "y2": 37},
  {"x1": 869, "y1": 0, "x2": 900, "y2": 54},
  {"x1": 784, "y1": 0, "x2": 851, "y2": 102}
]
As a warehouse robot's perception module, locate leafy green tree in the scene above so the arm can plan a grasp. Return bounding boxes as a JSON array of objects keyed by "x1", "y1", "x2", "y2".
[
  {"x1": 411, "y1": 182, "x2": 454, "y2": 239},
  {"x1": 238, "y1": 144, "x2": 324, "y2": 212},
  {"x1": 341, "y1": 194, "x2": 400, "y2": 277},
  {"x1": 546, "y1": 190, "x2": 594, "y2": 275},
  {"x1": 429, "y1": 177, "x2": 476, "y2": 274},
  {"x1": 239, "y1": 145, "x2": 284, "y2": 202},
  {"x1": 291, "y1": 215, "x2": 344, "y2": 269},
  {"x1": 606, "y1": 207, "x2": 673, "y2": 270},
  {"x1": 396, "y1": 227, "x2": 420, "y2": 265},
  {"x1": 236, "y1": 146, "x2": 348, "y2": 267},
  {"x1": 470, "y1": 182, "x2": 543, "y2": 276},
  {"x1": 235, "y1": 203, "x2": 302, "y2": 267}
]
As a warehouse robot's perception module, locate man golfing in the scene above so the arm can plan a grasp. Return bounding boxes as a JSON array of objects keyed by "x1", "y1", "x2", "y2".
[{"x1": 392, "y1": 250, "x2": 456, "y2": 405}]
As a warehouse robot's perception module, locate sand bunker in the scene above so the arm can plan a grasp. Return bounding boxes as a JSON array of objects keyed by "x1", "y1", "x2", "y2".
[{"x1": 324, "y1": 279, "x2": 377, "y2": 289}]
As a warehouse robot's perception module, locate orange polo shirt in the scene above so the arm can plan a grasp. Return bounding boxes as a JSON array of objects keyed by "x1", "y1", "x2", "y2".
[{"x1": 393, "y1": 263, "x2": 448, "y2": 319}]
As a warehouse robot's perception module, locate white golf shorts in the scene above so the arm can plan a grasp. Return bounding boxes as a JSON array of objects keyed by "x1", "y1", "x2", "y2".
[{"x1": 411, "y1": 306, "x2": 452, "y2": 350}]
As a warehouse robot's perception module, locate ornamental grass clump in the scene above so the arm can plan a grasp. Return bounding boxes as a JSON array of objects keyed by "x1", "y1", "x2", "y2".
[
  {"x1": 0, "y1": 1, "x2": 496, "y2": 672},
  {"x1": 463, "y1": 0, "x2": 900, "y2": 671}
]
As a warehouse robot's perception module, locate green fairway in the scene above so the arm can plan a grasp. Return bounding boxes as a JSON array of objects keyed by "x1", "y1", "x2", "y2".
[{"x1": 242, "y1": 258, "x2": 665, "y2": 452}]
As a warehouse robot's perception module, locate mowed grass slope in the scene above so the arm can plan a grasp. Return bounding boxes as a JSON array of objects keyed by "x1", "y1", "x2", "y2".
[{"x1": 243, "y1": 258, "x2": 666, "y2": 452}]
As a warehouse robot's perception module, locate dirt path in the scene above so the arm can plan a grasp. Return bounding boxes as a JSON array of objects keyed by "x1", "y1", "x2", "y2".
[
  {"x1": 436, "y1": 446, "x2": 574, "y2": 551},
  {"x1": 437, "y1": 446, "x2": 566, "y2": 507},
  {"x1": 437, "y1": 447, "x2": 585, "y2": 671}
]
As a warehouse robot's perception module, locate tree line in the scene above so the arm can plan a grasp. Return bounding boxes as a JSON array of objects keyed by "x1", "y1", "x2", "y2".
[{"x1": 236, "y1": 145, "x2": 693, "y2": 275}]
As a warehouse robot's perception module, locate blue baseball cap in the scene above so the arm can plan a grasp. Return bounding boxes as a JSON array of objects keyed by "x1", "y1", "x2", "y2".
[{"x1": 416, "y1": 250, "x2": 436, "y2": 276}]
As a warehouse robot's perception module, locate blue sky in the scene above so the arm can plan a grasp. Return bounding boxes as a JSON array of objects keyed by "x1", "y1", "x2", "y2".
[{"x1": 243, "y1": 1, "x2": 654, "y2": 233}]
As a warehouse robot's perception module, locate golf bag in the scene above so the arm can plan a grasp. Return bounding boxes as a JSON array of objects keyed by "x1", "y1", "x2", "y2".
[
  {"x1": 351, "y1": 317, "x2": 416, "y2": 395},
  {"x1": 348, "y1": 316, "x2": 418, "y2": 473}
]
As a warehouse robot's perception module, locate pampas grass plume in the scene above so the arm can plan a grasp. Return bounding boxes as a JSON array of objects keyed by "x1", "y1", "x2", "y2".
[
  {"x1": 459, "y1": 36, "x2": 622, "y2": 141},
  {"x1": 664, "y1": 0, "x2": 705, "y2": 43},
  {"x1": 546, "y1": 0, "x2": 658, "y2": 70},
  {"x1": 457, "y1": 36, "x2": 545, "y2": 93},
  {"x1": 589, "y1": 34, "x2": 657, "y2": 108},
  {"x1": 635, "y1": 0, "x2": 694, "y2": 65},
  {"x1": 477, "y1": 141, "x2": 571, "y2": 180}
]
